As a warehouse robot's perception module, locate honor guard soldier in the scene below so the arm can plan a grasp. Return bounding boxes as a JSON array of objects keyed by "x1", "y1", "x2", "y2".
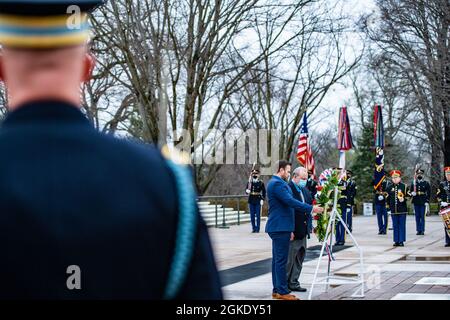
[
  {"x1": 386, "y1": 170, "x2": 410, "y2": 247},
  {"x1": 245, "y1": 169, "x2": 266, "y2": 233},
  {"x1": 410, "y1": 169, "x2": 431, "y2": 235},
  {"x1": 437, "y1": 166, "x2": 450, "y2": 247},
  {"x1": 335, "y1": 168, "x2": 348, "y2": 246},
  {"x1": 306, "y1": 170, "x2": 318, "y2": 199},
  {"x1": 305, "y1": 169, "x2": 318, "y2": 237},
  {"x1": 0, "y1": 0, "x2": 222, "y2": 299},
  {"x1": 374, "y1": 173, "x2": 390, "y2": 235},
  {"x1": 346, "y1": 170, "x2": 357, "y2": 232}
]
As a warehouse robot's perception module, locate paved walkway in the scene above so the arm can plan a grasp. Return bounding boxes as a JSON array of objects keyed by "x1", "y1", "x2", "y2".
[{"x1": 207, "y1": 215, "x2": 450, "y2": 300}]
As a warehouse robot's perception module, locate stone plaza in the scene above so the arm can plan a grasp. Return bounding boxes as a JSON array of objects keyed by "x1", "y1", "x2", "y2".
[{"x1": 209, "y1": 214, "x2": 450, "y2": 300}]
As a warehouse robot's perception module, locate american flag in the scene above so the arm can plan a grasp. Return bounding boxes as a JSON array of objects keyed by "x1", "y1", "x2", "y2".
[{"x1": 297, "y1": 113, "x2": 316, "y2": 178}]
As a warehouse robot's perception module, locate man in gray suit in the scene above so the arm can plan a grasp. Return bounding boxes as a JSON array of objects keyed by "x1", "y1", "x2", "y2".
[{"x1": 286, "y1": 167, "x2": 314, "y2": 292}]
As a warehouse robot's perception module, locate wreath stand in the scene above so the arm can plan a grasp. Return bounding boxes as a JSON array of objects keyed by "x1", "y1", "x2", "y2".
[{"x1": 308, "y1": 186, "x2": 365, "y2": 300}]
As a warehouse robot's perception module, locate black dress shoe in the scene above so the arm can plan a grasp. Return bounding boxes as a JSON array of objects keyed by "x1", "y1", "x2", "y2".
[
  {"x1": 399, "y1": 242, "x2": 404, "y2": 247},
  {"x1": 378, "y1": 231, "x2": 382, "y2": 235},
  {"x1": 445, "y1": 243, "x2": 450, "y2": 247},
  {"x1": 393, "y1": 242, "x2": 399, "y2": 247},
  {"x1": 289, "y1": 286, "x2": 307, "y2": 292}
]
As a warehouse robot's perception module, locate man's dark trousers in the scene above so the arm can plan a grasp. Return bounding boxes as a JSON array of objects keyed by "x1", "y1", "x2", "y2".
[
  {"x1": 414, "y1": 204, "x2": 426, "y2": 234},
  {"x1": 286, "y1": 237, "x2": 306, "y2": 289},
  {"x1": 249, "y1": 203, "x2": 261, "y2": 232},
  {"x1": 269, "y1": 232, "x2": 291, "y2": 295},
  {"x1": 376, "y1": 204, "x2": 388, "y2": 233}
]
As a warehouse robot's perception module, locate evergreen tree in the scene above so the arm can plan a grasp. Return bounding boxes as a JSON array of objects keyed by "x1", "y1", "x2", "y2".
[
  {"x1": 351, "y1": 121, "x2": 374, "y2": 202},
  {"x1": 351, "y1": 117, "x2": 414, "y2": 204}
]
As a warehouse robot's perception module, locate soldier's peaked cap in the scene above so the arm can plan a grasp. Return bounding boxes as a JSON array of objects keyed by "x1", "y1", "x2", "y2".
[
  {"x1": 390, "y1": 170, "x2": 401, "y2": 177},
  {"x1": 0, "y1": 0, "x2": 106, "y2": 48}
]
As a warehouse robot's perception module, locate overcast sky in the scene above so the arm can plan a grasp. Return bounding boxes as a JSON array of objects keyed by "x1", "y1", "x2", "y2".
[{"x1": 312, "y1": 0, "x2": 377, "y2": 135}]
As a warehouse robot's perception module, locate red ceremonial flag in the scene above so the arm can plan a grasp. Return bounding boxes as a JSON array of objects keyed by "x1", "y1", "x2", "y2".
[{"x1": 307, "y1": 143, "x2": 316, "y2": 180}]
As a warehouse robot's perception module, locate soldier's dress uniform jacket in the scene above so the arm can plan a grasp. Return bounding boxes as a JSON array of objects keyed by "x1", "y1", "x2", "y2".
[
  {"x1": 346, "y1": 179, "x2": 357, "y2": 207},
  {"x1": 410, "y1": 180, "x2": 431, "y2": 205},
  {"x1": 386, "y1": 182, "x2": 409, "y2": 214},
  {"x1": 247, "y1": 180, "x2": 266, "y2": 204},
  {"x1": 374, "y1": 180, "x2": 389, "y2": 207},
  {"x1": 306, "y1": 178, "x2": 318, "y2": 199},
  {"x1": 437, "y1": 181, "x2": 450, "y2": 204},
  {"x1": 0, "y1": 101, "x2": 222, "y2": 299}
]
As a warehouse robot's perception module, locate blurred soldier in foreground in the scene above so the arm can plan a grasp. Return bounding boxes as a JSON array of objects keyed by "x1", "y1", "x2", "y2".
[
  {"x1": 386, "y1": 170, "x2": 410, "y2": 247},
  {"x1": 437, "y1": 167, "x2": 450, "y2": 247},
  {"x1": 410, "y1": 168, "x2": 430, "y2": 235},
  {"x1": 245, "y1": 169, "x2": 266, "y2": 233},
  {"x1": 0, "y1": 0, "x2": 221, "y2": 299}
]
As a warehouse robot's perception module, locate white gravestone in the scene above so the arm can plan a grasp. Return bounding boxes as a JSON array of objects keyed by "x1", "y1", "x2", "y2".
[{"x1": 363, "y1": 203, "x2": 373, "y2": 216}]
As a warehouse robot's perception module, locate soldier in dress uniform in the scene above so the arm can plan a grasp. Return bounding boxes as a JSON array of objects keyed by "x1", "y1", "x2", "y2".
[
  {"x1": 335, "y1": 168, "x2": 348, "y2": 246},
  {"x1": 306, "y1": 170, "x2": 318, "y2": 199},
  {"x1": 0, "y1": 0, "x2": 222, "y2": 299},
  {"x1": 436, "y1": 166, "x2": 450, "y2": 247},
  {"x1": 346, "y1": 169, "x2": 357, "y2": 233},
  {"x1": 410, "y1": 169, "x2": 431, "y2": 235},
  {"x1": 245, "y1": 169, "x2": 266, "y2": 233},
  {"x1": 373, "y1": 173, "x2": 390, "y2": 235},
  {"x1": 386, "y1": 170, "x2": 410, "y2": 247},
  {"x1": 305, "y1": 169, "x2": 317, "y2": 238}
]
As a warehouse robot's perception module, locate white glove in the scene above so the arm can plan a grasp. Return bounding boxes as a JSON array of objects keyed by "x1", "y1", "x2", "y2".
[
  {"x1": 260, "y1": 200, "x2": 264, "y2": 206},
  {"x1": 399, "y1": 198, "x2": 405, "y2": 203},
  {"x1": 442, "y1": 202, "x2": 449, "y2": 207},
  {"x1": 246, "y1": 189, "x2": 250, "y2": 194},
  {"x1": 347, "y1": 208, "x2": 351, "y2": 213},
  {"x1": 378, "y1": 195, "x2": 384, "y2": 201},
  {"x1": 411, "y1": 191, "x2": 417, "y2": 196}
]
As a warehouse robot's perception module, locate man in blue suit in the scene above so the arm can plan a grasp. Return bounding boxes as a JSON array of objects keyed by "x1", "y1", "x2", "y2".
[
  {"x1": 266, "y1": 161, "x2": 323, "y2": 300},
  {"x1": 0, "y1": 0, "x2": 221, "y2": 299}
]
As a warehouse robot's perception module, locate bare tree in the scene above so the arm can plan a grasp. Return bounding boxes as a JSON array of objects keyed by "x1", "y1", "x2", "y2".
[{"x1": 361, "y1": 0, "x2": 450, "y2": 192}]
